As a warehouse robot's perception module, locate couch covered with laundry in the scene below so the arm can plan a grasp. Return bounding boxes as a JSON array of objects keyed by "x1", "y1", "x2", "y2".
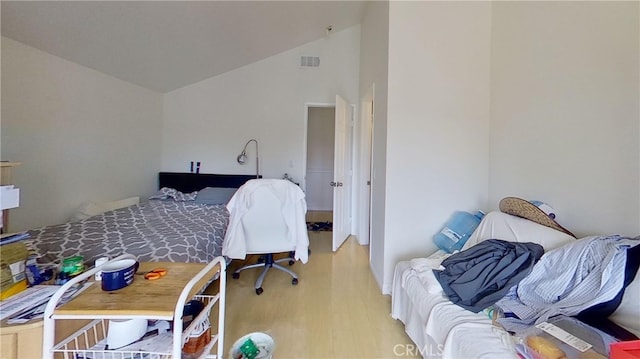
[{"x1": 391, "y1": 197, "x2": 640, "y2": 358}]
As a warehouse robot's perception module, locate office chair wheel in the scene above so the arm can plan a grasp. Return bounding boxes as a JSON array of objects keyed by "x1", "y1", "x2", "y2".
[
  {"x1": 232, "y1": 272, "x2": 240, "y2": 279},
  {"x1": 288, "y1": 260, "x2": 294, "y2": 266},
  {"x1": 256, "y1": 287, "x2": 264, "y2": 295},
  {"x1": 292, "y1": 278, "x2": 298, "y2": 285}
]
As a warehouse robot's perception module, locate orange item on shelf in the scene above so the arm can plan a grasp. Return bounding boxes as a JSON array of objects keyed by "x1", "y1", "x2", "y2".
[{"x1": 143, "y1": 268, "x2": 168, "y2": 280}]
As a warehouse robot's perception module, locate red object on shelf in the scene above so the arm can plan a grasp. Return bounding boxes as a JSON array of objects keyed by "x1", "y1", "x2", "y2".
[{"x1": 611, "y1": 340, "x2": 640, "y2": 359}]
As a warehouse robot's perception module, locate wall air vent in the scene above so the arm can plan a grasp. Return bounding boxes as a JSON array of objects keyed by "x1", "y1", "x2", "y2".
[{"x1": 300, "y1": 56, "x2": 320, "y2": 68}]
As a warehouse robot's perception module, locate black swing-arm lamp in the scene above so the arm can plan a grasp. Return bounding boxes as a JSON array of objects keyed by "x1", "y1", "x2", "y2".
[{"x1": 237, "y1": 139, "x2": 260, "y2": 178}]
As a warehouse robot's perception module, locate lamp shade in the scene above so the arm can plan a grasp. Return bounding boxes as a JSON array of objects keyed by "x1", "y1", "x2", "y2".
[
  {"x1": 237, "y1": 152, "x2": 248, "y2": 164},
  {"x1": 236, "y1": 139, "x2": 260, "y2": 178}
]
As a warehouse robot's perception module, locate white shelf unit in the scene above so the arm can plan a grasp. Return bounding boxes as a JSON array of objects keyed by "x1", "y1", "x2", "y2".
[{"x1": 42, "y1": 254, "x2": 226, "y2": 359}]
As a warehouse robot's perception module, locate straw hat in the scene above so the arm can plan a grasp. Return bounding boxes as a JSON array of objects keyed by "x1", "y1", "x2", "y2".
[{"x1": 499, "y1": 197, "x2": 576, "y2": 238}]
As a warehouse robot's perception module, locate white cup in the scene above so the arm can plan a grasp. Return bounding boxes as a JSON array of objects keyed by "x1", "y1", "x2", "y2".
[{"x1": 94, "y1": 257, "x2": 109, "y2": 281}]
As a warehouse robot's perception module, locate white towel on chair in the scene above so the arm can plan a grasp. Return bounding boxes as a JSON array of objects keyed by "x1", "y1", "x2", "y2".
[{"x1": 223, "y1": 179, "x2": 309, "y2": 263}]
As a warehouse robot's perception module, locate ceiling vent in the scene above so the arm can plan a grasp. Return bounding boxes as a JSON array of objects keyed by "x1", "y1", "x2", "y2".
[{"x1": 300, "y1": 56, "x2": 320, "y2": 68}]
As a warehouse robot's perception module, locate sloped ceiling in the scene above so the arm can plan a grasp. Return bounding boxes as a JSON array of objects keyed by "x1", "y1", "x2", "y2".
[{"x1": 1, "y1": 1, "x2": 366, "y2": 93}]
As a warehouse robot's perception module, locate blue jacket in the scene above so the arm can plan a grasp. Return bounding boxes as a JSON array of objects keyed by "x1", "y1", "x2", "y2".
[{"x1": 433, "y1": 239, "x2": 543, "y2": 313}]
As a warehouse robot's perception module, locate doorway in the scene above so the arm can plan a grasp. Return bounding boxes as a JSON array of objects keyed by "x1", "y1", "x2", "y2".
[
  {"x1": 304, "y1": 98, "x2": 353, "y2": 251},
  {"x1": 305, "y1": 106, "x2": 335, "y2": 223}
]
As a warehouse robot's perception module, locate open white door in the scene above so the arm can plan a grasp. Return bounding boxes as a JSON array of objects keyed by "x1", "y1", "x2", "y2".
[{"x1": 332, "y1": 95, "x2": 352, "y2": 251}]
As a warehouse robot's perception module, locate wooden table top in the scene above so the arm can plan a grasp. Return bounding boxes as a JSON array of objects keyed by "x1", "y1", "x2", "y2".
[{"x1": 54, "y1": 262, "x2": 213, "y2": 319}]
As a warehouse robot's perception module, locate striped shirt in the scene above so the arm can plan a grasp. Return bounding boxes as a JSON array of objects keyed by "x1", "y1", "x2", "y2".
[{"x1": 495, "y1": 235, "x2": 638, "y2": 331}]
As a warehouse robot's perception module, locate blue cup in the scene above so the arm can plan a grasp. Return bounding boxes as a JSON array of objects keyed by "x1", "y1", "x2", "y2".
[{"x1": 101, "y1": 259, "x2": 139, "y2": 291}]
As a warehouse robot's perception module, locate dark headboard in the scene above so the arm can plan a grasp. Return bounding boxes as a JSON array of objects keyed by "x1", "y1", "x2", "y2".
[{"x1": 158, "y1": 172, "x2": 259, "y2": 193}]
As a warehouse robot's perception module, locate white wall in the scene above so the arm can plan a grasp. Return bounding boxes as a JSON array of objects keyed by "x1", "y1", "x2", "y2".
[
  {"x1": 359, "y1": 0, "x2": 389, "y2": 289},
  {"x1": 366, "y1": 0, "x2": 639, "y2": 294},
  {"x1": 381, "y1": 1, "x2": 492, "y2": 293},
  {"x1": 1, "y1": 37, "x2": 163, "y2": 231},
  {"x1": 489, "y1": 2, "x2": 640, "y2": 238},
  {"x1": 161, "y1": 26, "x2": 360, "y2": 185}
]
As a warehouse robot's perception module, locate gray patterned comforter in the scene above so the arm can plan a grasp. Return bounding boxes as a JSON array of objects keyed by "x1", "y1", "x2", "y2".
[{"x1": 25, "y1": 199, "x2": 229, "y2": 266}]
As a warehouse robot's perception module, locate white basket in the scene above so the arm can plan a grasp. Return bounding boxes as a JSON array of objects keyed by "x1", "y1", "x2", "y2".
[
  {"x1": 51, "y1": 294, "x2": 220, "y2": 359},
  {"x1": 51, "y1": 319, "x2": 173, "y2": 359}
]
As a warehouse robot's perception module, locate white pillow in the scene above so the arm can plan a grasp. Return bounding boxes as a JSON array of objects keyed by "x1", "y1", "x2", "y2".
[
  {"x1": 70, "y1": 202, "x2": 108, "y2": 221},
  {"x1": 70, "y1": 196, "x2": 139, "y2": 222},
  {"x1": 103, "y1": 196, "x2": 139, "y2": 211},
  {"x1": 461, "y1": 211, "x2": 575, "y2": 252}
]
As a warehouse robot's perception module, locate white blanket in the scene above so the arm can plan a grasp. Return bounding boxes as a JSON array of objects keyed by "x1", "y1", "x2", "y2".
[
  {"x1": 392, "y1": 259, "x2": 517, "y2": 358},
  {"x1": 222, "y1": 179, "x2": 309, "y2": 263}
]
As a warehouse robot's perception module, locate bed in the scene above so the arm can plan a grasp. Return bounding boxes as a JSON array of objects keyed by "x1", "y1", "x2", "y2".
[
  {"x1": 24, "y1": 172, "x2": 257, "y2": 267},
  {"x1": 391, "y1": 211, "x2": 640, "y2": 358}
]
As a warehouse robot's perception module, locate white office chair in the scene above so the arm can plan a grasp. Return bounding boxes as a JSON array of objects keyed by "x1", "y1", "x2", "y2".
[{"x1": 227, "y1": 180, "x2": 308, "y2": 295}]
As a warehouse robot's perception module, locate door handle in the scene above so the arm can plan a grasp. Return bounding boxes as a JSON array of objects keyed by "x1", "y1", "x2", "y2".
[
  {"x1": 337, "y1": 182, "x2": 343, "y2": 187},
  {"x1": 329, "y1": 181, "x2": 343, "y2": 187}
]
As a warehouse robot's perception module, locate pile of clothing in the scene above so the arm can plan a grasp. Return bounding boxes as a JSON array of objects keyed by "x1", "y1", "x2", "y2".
[{"x1": 432, "y1": 197, "x2": 640, "y2": 342}]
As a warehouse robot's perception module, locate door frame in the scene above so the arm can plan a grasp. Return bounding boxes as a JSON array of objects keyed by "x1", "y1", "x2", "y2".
[{"x1": 357, "y1": 85, "x2": 374, "y2": 246}]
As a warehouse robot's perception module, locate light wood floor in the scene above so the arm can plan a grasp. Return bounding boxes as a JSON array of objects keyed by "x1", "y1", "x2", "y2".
[{"x1": 219, "y1": 230, "x2": 419, "y2": 358}]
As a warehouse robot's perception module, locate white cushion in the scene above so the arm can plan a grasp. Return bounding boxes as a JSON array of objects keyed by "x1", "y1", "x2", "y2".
[{"x1": 462, "y1": 211, "x2": 575, "y2": 252}]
